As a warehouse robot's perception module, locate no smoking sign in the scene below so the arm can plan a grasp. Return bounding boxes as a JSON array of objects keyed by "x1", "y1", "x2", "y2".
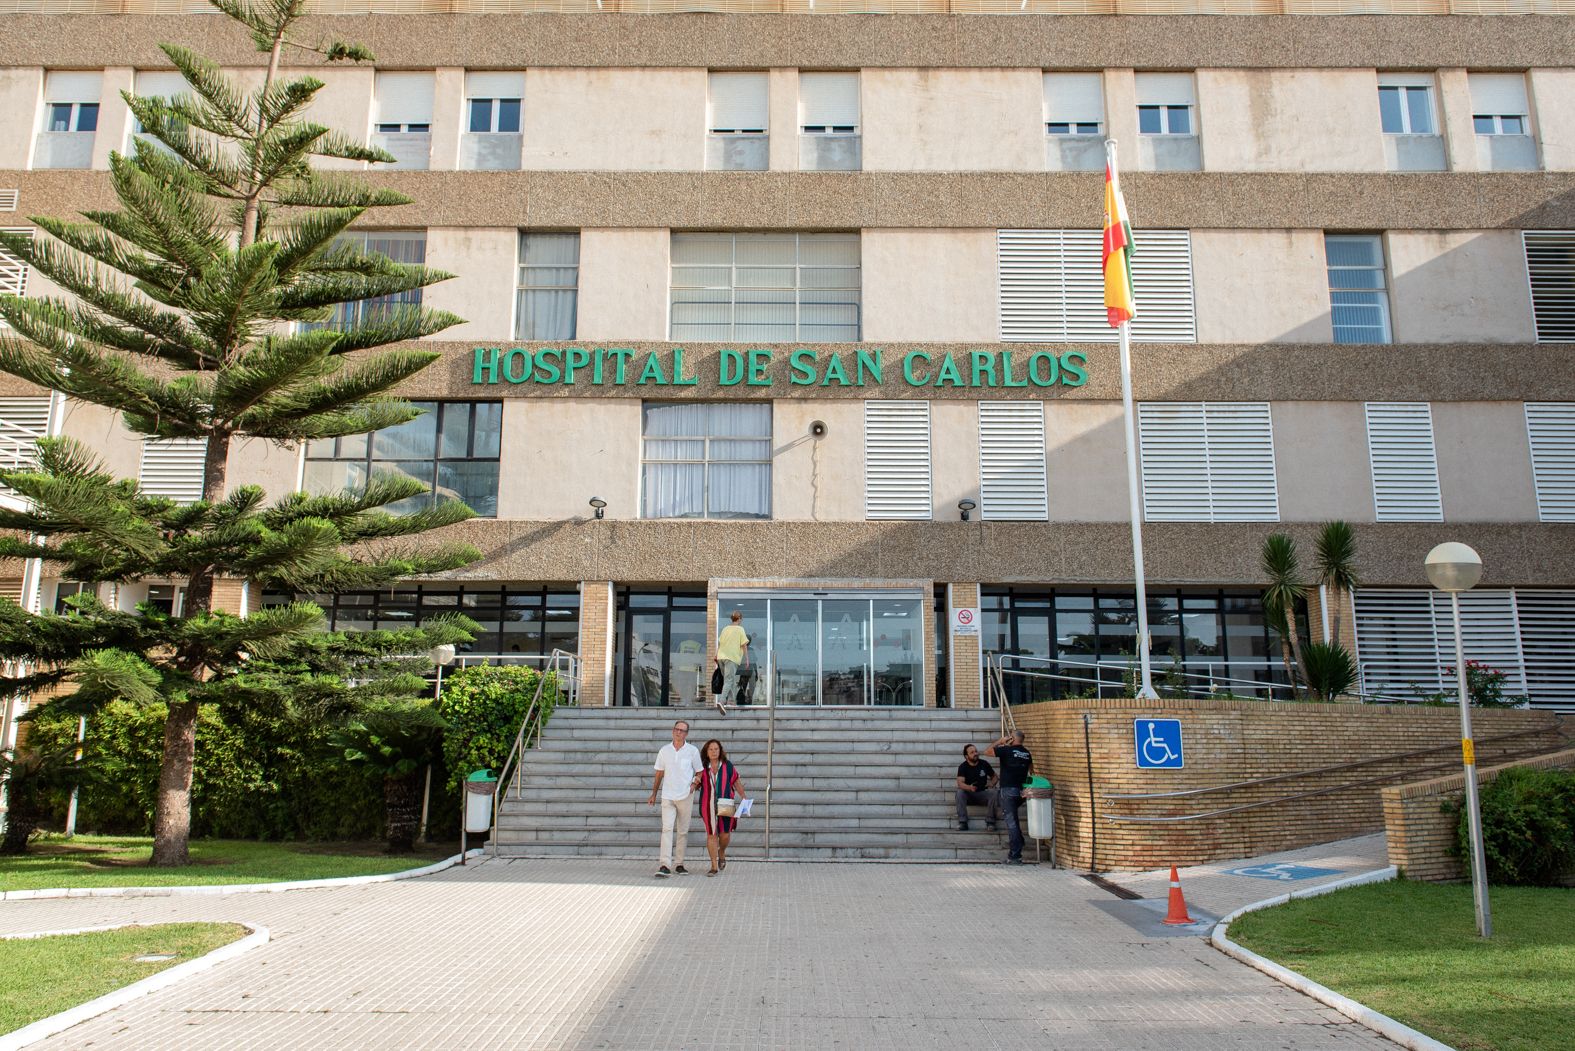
[{"x1": 952, "y1": 606, "x2": 980, "y2": 637}]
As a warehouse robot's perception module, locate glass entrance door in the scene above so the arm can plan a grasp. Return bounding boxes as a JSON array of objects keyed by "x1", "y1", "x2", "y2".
[{"x1": 718, "y1": 591, "x2": 924, "y2": 707}]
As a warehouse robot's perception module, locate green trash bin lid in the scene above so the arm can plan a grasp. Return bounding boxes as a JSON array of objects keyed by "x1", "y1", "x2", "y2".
[
  {"x1": 1025, "y1": 775, "x2": 1052, "y2": 789},
  {"x1": 467, "y1": 769, "x2": 497, "y2": 783}
]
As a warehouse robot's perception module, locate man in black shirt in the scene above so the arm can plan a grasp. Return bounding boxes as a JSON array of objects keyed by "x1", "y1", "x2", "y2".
[
  {"x1": 954, "y1": 744, "x2": 999, "y2": 831},
  {"x1": 984, "y1": 731, "x2": 1034, "y2": 864}
]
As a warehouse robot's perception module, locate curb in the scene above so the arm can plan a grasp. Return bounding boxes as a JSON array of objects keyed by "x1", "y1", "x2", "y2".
[
  {"x1": 0, "y1": 849, "x2": 485, "y2": 902},
  {"x1": 0, "y1": 921, "x2": 270, "y2": 1050},
  {"x1": 1210, "y1": 866, "x2": 1457, "y2": 1051}
]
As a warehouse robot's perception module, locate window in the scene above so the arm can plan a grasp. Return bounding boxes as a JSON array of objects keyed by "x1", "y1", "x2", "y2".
[
  {"x1": 469, "y1": 99, "x2": 520, "y2": 133},
  {"x1": 615, "y1": 587, "x2": 708, "y2": 707},
  {"x1": 515, "y1": 232, "x2": 578, "y2": 341},
  {"x1": 1469, "y1": 73, "x2": 1529, "y2": 135},
  {"x1": 997, "y1": 229, "x2": 1195, "y2": 343},
  {"x1": 37, "y1": 72, "x2": 101, "y2": 170},
  {"x1": 304, "y1": 401, "x2": 503, "y2": 517},
  {"x1": 1325, "y1": 233, "x2": 1392, "y2": 344},
  {"x1": 54, "y1": 581, "x2": 93, "y2": 614},
  {"x1": 708, "y1": 71, "x2": 768, "y2": 171},
  {"x1": 1523, "y1": 231, "x2": 1575, "y2": 343},
  {"x1": 372, "y1": 72, "x2": 434, "y2": 169},
  {"x1": 139, "y1": 437, "x2": 208, "y2": 504},
  {"x1": 799, "y1": 71, "x2": 860, "y2": 171},
  {"x1": 670, "y1": 232, "x2": 860, "y2": 342},
  {"x1": 1365, "y1": 402, "x2": 1442, "y2": 522},
  {"x1": 311, "y1": 231, "x2": 425, "y2": 332},
  {"x1": 640, "y1": 403, "x2": 771, "y2": 520},
  {"x1": 1136, "y1": 72, "x2": 1193, "y2": 135},
  {"x1": 864, "y1": 401, "x2": 931, "y2": 520},
  {"x1": 1138, "y1": 402, "x2": 1278, "y2": 522},
  {"x1": 978, "y1": 401, "x2": 1047, "y2": 521},
  {"x1": 463, "y1": 72, "x2": 524, "y2": 171},
  {"x1": 1377, "y1": 77, "x2": 1435, "y2": 135},
  {"x1": 47, "y1": 101, "x2": 98, "y2": 133},
  {"x1": 1526, "y1": 403, "x2": 1575, "y2": 522},
  {"x1": 314, "y1": 584, "x2": 579, "y2": 658},
  {"x1": 130, "y1": 70, "x2": 188, "y2": 138},
  {"x1": 1043, "y1": 72, "x2": 1103, "y2": 136}
]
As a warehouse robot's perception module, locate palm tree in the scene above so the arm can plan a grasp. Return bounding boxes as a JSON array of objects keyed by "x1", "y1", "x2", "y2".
[
  {"x1": 1314, "y1": 520, "x2": 1360, "y2": 644},
  {"x1": 333, "y1": 699, "x2": 447, "y2": 853},
  {"x1": 1260, "y1": 533, "x2": 1308, "y2": 699}
]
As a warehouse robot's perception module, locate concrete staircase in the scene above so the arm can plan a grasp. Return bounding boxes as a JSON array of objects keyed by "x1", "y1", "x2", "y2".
[{"x1": 492, "y1": 706, "x2": 1010, "y2": 862}]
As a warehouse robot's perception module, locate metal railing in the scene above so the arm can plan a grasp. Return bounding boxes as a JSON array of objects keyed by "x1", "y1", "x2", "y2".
[
  {"x1": 3, "y1": 0, "x2": 1571, "y2": 14},
  {"x1": 1102, "y1": 720, "x2": 1569, "y2": 824},
  {"x1": 985, "y1": 652, "x2": 1298, "y2": 704}
]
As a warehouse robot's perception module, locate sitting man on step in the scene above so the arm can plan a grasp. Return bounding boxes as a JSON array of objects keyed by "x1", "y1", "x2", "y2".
[{"x1": 954, "y1": 743, "x2": 999, "y2": 832}]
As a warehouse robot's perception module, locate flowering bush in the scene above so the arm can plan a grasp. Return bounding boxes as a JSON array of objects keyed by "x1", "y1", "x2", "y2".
[{"x1": 1442, "y1": 660, "x2": 1527, "y2": 709}]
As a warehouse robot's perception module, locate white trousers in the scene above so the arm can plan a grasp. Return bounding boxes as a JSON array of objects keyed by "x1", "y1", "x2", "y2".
[{"x1": 659, "y1": 795, "x2": 693, "y2": 868}]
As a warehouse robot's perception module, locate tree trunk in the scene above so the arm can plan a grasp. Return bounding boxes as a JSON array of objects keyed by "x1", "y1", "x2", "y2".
[
  {"x1": 1277, "y1": 630, "x2": 1300, "y2": 700},
  {"x1": 150, "y1": 700, "x2": 200, "y2": 867},
  {"x1": 1286, "y1": 617, "x2": 1309, "y2": 699},
  {"x1": 0, "y1": 795, "x2": 40, "y2": 854},
  {"x1": 182, "y1": 433, "x2": 232, "y2": 618},
  {"x1": 1328, "y1": 586, "x2": 1344, "y2": 649},
  {"x1": 384, "y1": 771, "x2": 423, "y2": 854}
]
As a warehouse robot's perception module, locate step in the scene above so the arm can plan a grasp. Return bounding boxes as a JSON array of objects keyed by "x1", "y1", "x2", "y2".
[
  {"x1": 491, "y1": 828, "x2": 1004, "y2": 849},
  {"x1": 489, "y1": 844, "x2": 1009, "y2": 862},
  {"x1": 494, "y1": 796, "x2": 964, "y2": 818},
  {"x1": 496, "y1": 812, "x2": 993, "y2": 831}
]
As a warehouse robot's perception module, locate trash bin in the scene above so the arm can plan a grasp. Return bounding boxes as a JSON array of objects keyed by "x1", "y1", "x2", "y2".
[
  {"x1": 464, "y1": 769, "x2": 498, "y2": 834},
  {"x1": 1023, "y1": 779, "x2": 1054, "y2": 841}
]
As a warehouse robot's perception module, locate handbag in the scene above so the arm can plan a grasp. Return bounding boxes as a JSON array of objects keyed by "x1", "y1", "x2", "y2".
[{"x1": 710, "y1": 665, "x2": 724, "y2": 696}]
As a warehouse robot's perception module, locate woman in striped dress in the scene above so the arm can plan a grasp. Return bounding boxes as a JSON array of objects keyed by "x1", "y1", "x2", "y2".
[{"x1": 696, "y1": 739, "x2": 744, "y2": 877}]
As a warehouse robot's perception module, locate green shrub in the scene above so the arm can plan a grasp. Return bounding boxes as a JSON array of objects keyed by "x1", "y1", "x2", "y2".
[
  {"x1": 1301, "y1": 641, "x2": 1358, "y2": 701},
  {"x1": 1455, "y1": 765, "x2": 1575, "y2": 887},
  {"x1": 437, "y1": 665, "x2": 562, "y2": 792}
]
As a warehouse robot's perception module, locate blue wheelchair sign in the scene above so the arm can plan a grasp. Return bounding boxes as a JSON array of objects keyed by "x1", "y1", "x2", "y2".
[{"x1": 1134, "y1": 719, "x2": 1184, "y2": 769}]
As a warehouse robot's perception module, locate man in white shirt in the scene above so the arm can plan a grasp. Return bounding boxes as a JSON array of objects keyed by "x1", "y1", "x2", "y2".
[{"x1": 647, "y1": 719, "x2": 703, "y2": 878}]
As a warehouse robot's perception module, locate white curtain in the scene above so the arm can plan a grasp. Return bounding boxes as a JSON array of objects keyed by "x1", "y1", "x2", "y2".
[
  {"x1": 642, "y1": 403, "x2": 770, "y2": 518},
  {"x1": 516, "y1": 232, "x2": 579, "y2": 340}
]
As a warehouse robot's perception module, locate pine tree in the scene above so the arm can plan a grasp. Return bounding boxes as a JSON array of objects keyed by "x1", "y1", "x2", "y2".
[{"x1": 0, "y1": 0, "x2": 479, "y2": 865}]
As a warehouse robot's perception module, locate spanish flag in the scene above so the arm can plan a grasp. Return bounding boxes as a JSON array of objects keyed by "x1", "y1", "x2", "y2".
[{"x1": 1103, "y1": 159, "x2": 1136, "y2": 328}]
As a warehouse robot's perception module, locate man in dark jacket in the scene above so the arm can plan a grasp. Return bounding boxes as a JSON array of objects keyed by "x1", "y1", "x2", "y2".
[{"x1": 984, "y1": 731, "x2": 1033, "y2": 864}]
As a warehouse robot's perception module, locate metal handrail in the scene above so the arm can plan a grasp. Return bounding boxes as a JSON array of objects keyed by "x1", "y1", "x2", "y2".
[{"x1": 993, "y1": 652, "x2": 1297, "y2": 701}]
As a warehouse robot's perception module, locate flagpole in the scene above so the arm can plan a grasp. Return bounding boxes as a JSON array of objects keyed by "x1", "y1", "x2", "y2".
[{"x1": 1107, "y1": 139, "x2": 1159, "y2": 700}]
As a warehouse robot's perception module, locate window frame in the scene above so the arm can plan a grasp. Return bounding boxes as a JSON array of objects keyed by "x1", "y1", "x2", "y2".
[
  {"x1": 668, "y1": 231, "x2": 862, "y2": 343},
  {"x1": 1137, "y1": 104, "x2": 1191, "y2": 136},
  {"x1": 514, "y1": 231, "x2": 580, "y2": 342},
  {"x1": 639, "y1": 402, "x2": 773, "y2": 521},
  {"x1": 468, "y1": 97, "x2": 521, "y2": 134},
  {"x1": 47, "y1": 101, "x2": 99, "y2": 133},
  {"x1": 1377, "y1": 82, "x2": 1436, "y2": 136},
  {"x1": 1324, "y1": 232, "x2": 1394, "y2": 345}
]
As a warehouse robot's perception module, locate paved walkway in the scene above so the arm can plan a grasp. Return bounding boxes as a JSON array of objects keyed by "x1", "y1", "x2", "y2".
[{"x1": 1, "y1": 841, "x2": 1397, "y2": 1050}]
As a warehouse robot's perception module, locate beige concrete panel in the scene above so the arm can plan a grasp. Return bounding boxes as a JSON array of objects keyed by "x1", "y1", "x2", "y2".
[
  {"x1": 0, "y1": 68, "x2": 42, "y2": 170},
  {"x1": 430, "y1": 67, "x2": 464, "y2": 172},
  {"x1": 1433, "y1": 401, "x2": 1538, "y2": 522},
  {"x1": 58, "y1": 401, "x2": 141, "y2": 481},
  {"x1": 89, "y1": 68, "x2": 133, "y2": 171},
  {"x1": 931, "y1": 399, "x2": 978, "y2": 521},
  {"x1": 230, "y1": 437, "x2": 301, "y2": 500},
  {"x1": 861, "y1": 69, "x2": 1041, "y2": 172},
  {"x1": 768, "y1": 67, "x2": 797, "y2": 172},
  {"x1": 860, "y1": 229, "x2": 997, "y2": 343},
  {"x1": 771, "y1": 400, "x2": 864, "y2": 521},
  {"x1": 1103, "y1": 69, "x2": 1139, "y2": 174},
  {"x1": 302, "y1": 66, "x2": 373, "y2": 171},
  {"x1": 521, "y1": 69, "x2": 704, "y2": 172},
  {"x1": 1046, "y1": 402, "x2": 1128, "y2": 523},
  {"x1": 498, "y1": 398, "x2": 640, "y2": 520},
  {"x1": 1529, "y1": 69, "x2": 1575, "y2": 171},
  {"x1": 1192, "y1": 229, "x2": 1333, "y2": 344},
  {"x1": 1388, "y1": 230, "x2": 1536, "y2": 344},
  {"x1": 1272, "y1": 401, "x2": 1374, "y2": 523},
  {"x1": 1197, "y1": 70, "x2": 1384, "y2": 173},
  {"x1": 577, "y1": 228, "x2": 670, "y2": 342},
  {"x1": 1438, "y1": 69, "x2": 1477, "y2": 173},
  {"x1": 422, "y1": 227, "x2": 517, "y2": 342}
]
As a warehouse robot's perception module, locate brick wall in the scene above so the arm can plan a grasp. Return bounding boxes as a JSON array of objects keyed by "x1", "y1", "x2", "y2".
[
  {"x1": 946, "y1": 582, "x2": 983, "y2": 709},
  {"x1": 1010, "y1": 697, "x2": 1568, "y2": 872},
  {"x1": 578, "y1": 581, "x2": 613, "y2": 706},
  {"x1": 1381, "y1": 747, "x2": 1575, "y2": 882}
]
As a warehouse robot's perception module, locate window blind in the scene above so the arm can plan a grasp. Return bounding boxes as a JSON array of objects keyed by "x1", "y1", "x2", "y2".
[
  {"x1": 998, "y1": 229, "x2": 1195, "y2": 343},
  {"x1": 978, "y1": 401, "x2": 1047, "y2": 521},
  {"x1": 1526, "y1": 402, "x2": 1575, "y2": 521},
  {"x1": 864, "y1": 401, "x2": 931, "y2": 520},
  {"x1": 1365, "y1": 402, "x2": 1442, "y2": 522},
  {"x1": 1523, "y1": 231, "x2": 1575, "y2": 343},
  {"x1": 139, "y1": 437, "x2": 208, "y2": 504},
  {"x1": 1138, "y1": 402, "x2": 1278, "y2": 522},
  {"x1": 1042, "y1": 73, "x2": 1103, "y2": 125},
  {"x1": 708, "y1": 72, "x2": 768, "y2": 134},
  {"x1": 133, "y1": 71, "x2": 188, "y2": 101},
  {"x1": 374, "y1": 72, "x2": 435, "y2": 124},
  {"x1": 466, "y1": 71, "x2": 524, "y2": 100},
  {"x1": 44, "y1": 71, "x2": 102, "y2": 103},
  {"x1": 1135, "y1": 72, "x2": 1195, "y2": 107},
  {"x1": 1468, "y1": 73, "x2": 1528, "y2": 116},
  {"x1": 799, "y1": 72, "x2": 859, "y2": 130}
]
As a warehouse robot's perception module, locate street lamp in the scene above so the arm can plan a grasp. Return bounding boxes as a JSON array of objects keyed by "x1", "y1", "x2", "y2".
[{"x1": 1424, "y1": 541, "x2": 1491, "y2": 938}]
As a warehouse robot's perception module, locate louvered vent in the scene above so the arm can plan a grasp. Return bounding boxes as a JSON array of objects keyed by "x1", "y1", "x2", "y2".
[
  {"x1": 978, "y1": 401, "x2": 1047, "y2": 521},
  {"x1": 998, "y1": 229, "x2": 1195, "y2": 343},
  {"x1": 0, "y1": 228, "x2": 30, "y2": 303},
  {"x1": 0, "y1": 191, "x2": 17, "y2": 212},
  {"x1": 1365, "y1": 402, "x2": 1442, "y2": 522},
  {"x1": 0, "y1": 579, "x2": 22, "y2": 605},
  {"x1": 0, "y1": 396, "x2": 53, "y2": 485},
  {"x1": 864, "y1": 401, "x2": 931, "y2": 520},
  {"x1": 1354, "y1": 588, "x2": 1573, "y2": 713},
  {"x1": 139, "y1": 438, "x2": 208, "y2": 504},
  {"x1": 1138, "y1": 402, "x2": 1278, "y2": 522},
  {"x1": 1526, "y1": 402, "x2": 1575, "y2": 521},
  {"x1": 1523, "y1": 231, "x2": 1575, "y2": 343}
]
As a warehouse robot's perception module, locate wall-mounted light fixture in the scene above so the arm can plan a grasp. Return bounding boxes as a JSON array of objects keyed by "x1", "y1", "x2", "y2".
[
  {"x1": 589, "y1": 496, "x2": 607, "y2": 520},
  {"x1": 957, "y1": 499, "x2": 977, "y2": 522}
]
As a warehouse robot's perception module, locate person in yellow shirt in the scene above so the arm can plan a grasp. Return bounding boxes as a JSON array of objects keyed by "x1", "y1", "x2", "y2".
[{"x1": 714, "y1": 610, "x2": 751, "y2": 716}]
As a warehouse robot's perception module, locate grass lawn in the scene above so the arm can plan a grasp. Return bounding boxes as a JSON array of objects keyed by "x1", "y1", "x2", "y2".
[
  {"x1": 0, "y1": 922, "x2": 247, "y2": 1034},
  {"x1": 0, "y1": 835, "x2": 454, "y2": 892},
  {"x1": 1228, "y1": 879, "x2": 1575, "y2": 1051}
]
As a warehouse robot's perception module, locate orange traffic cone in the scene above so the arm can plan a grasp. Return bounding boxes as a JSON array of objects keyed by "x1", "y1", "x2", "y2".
[{"x1": 1161, "y1": 865, "x2": 1195, "y2": 925}]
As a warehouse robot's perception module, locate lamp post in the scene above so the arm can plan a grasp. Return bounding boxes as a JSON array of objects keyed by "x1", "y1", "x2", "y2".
[{"x1": 1424, "y1": 541, "x2": 1492, "y2": 938}]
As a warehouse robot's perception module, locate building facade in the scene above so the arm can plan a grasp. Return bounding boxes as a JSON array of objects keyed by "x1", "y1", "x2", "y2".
[{"x1": 1, "y1": 5, "x2": 1573, "y2": 736}]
